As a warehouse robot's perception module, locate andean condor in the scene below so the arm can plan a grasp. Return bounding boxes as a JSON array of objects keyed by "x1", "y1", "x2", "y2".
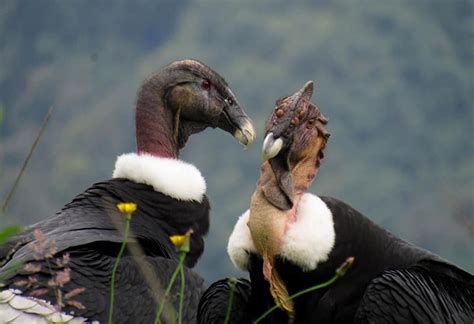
[
  {"x1": 0, "y1": 59, "x2": 256, "y2": 323},
  {"x1": 199, "y1": 81, "x2": 473, "y2": 323}
]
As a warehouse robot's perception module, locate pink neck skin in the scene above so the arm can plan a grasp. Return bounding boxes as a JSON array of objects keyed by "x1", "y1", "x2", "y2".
[
  {"x1": 257, "y1": 157, "x2": 319, "y2": 224},
  {"x1": 287, "y1": 157, "x2": 320, "y2": 223},
  {"x1": 135, "y1": 85, "x2": 179, "y2": 159}
]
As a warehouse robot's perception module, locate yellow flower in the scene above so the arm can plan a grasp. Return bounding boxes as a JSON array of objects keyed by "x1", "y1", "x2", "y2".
[
  {"x1": 169, "y1": 235, "x2": 187, "y2": 248},
  {"x1": 169, "y1": 229, "x2": 194, "y2": 252},
  {"x1": 116, "y1": 202, "x2": 137, "y2": 215}
]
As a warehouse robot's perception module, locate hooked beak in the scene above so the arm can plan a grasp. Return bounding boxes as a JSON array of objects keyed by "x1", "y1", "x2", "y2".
[
  {"x1": 234, "y1": 118, "x2": 256, "y2": 148},
  {"x1": 217, "y1": 100, "x2": 256, "y2": 148},
  {"x1": 261, "y1": 132, "x2": 294, "y2": 210},
  {"x1": 262, "y1": 133, "x2": 284, "y2": 160}
]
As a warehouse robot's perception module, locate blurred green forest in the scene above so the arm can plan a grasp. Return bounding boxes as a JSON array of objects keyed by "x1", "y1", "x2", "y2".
[{"x1": 0, "y1": 1, "x2": 473, "y2": 282}]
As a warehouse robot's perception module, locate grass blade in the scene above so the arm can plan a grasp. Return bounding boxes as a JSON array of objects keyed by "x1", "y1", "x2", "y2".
[
  {"x1": 223, "y1": 278, "x2": 237, "y2": 324},
  {"x1": 1, "y1": 105, "x2": 55, "y2": 215}
]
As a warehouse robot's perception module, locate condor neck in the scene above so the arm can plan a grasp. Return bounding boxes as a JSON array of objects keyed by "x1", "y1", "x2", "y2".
[
  {"x1": 135, "y1": 83, "x2": 179, "y2": 159},
  {"x1": 257, "y1": 160, "x2": 318, "y2": 208},
  {"x1": 292, "y1": 156, "x2": 319, "y2": 194}
]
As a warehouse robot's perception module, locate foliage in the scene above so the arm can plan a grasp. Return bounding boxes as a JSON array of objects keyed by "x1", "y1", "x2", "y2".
[
  {"x1": 108, "y1": 203, "x2": 135, "y2": 324},
  {"x1": 0, "y1": 225, "x2": 21, "y2": 246},
  {"x1": 253, "y1": 257, "x2": 354, "y2": 323},
  {"x1": 155, "y1": 230, "x2": 192, "y2": 324},
  {"x1": 1, "y1": 106, "x2": 54, "y2": 215},
  {"x1": 1, "y1": 0, "x2": 472, "y2": 286},
  {"x1": 9, "y1": 229, "x2": 85, "y2": 312},
  {"x1": 108, "y1": 202, "x2": 190, "y2": 323}
]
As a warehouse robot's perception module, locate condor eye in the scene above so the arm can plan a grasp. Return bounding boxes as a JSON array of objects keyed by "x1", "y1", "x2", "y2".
[{"x1": 200, "y1": 80, "x2": 211, "y2": 90}]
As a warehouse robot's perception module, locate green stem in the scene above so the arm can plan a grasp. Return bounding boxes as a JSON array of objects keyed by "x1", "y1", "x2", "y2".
[
  {"x1": 154, "y1": 252, "x2": 186, "y2": 324},
  {"x1": 108, "y1": 215, "x2": 131, "y2": 324},
  {"x1": 178, "y1": 253, "x2": 186, "y2": 324},
  {"x1": 223, "y1": 278, "x2": 237, "y2": 324},
  {"x1": 253, "y1": 257, "x2": 354, "y2": 324},
  {"x1": 253, "y1": 275, "x2": 338, "y2": 324},
  {"x1": 1, "y1": 105, "x2": 54, "y2": 216}
]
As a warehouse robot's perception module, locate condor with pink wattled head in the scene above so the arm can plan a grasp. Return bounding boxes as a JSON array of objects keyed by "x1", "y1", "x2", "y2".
[{"x1": 199, "y1": 81, "x2": 472, "y2": 324}]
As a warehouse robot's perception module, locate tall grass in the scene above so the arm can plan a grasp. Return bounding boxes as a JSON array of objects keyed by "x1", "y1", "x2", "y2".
[
  {"x1": 154, "y1": 230, "x2": 192, "y2": 324},
  {"x1": 107, "y1": 202, "x2": 135, "y2": 324},
  {"x1": 1, "y1": 106, "x2": 55, "y2": 216},
  {"x1": 1, "y1": 106, "x2": 54, "y2": 281}
]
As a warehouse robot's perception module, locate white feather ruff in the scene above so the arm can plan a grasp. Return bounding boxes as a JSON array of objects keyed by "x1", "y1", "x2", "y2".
[
  {"x1": 112, "y1": 153, "x2": 206, "y2": 202},
  {"x1": 280, "y1": 193, "x2": 335, "y2": 271},
  {"x1": 227, "y1": 193, "x2": 335, "y2": 272},
  {"x1": 227, "y1": 210, "x2": 257, "y2": 271}
]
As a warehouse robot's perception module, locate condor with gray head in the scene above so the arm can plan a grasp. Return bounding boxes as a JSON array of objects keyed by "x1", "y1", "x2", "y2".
[{"x1": 0, "y1": 59, "x2": 256, "y2": 323}]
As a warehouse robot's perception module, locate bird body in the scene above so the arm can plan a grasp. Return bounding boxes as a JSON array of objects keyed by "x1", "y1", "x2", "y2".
[
  {"x1": 0, "y1": 59, "x2": 256, "y2": 323},
  {"x1": 0, "y1": 158, "x2": 209, "y2": 323},
  {"x1": 247, "y1": 81, "x2": 329, "y2": 318},
  {"x1": 227, "y1": 193, "x2": 474, "y2": 323},
  {"x1": 201, "y1": 81, "x2": 473, "y2": 323},
  {"x1": 279, "y1": 195, "x2": 473, "y2": 323}
]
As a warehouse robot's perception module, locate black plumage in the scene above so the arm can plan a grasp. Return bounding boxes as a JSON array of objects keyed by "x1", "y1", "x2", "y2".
[
  {"x1": 215, "y1": 196, "x2": 474, "y2": 323},
  {"x1": 0, "y1": 59, "x2": 256, "y2": 322},
  {"x1": 274, "y1": 197, "x2": 473, "y2": 323},
  {"x1": 0, "y1": 179, "x2": 209, "y2": 322},
  {"x1": 354, "y1": 263, "x2": 474, "y2": 323},
  {"x1": 197, "y1": 278, "x2": 252, "y2": 324}
]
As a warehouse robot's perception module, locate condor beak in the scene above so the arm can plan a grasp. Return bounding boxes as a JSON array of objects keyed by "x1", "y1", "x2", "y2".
[
  {"x1": 261, "y1": 132, "x2": 294, "y2": 210},
  {"x1": 233, "y1": 118, "x2": 256, "y2": 148},
  {"x1": 262, "y1": 133, "x2": 284, "y2": 161},
  {"x1": 217, "y1": 96, "x2": 256, "y2": 148}
]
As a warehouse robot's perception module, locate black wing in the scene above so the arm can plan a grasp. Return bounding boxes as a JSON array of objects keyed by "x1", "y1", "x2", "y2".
[
  {"x1": 354, "y1": 262, "x2": 474, "y2": 324},
  {"x1": 3, "y1": 243, "x2": 204, "y2": 323},
  {"x1": 0, "y1": 179, "x2": 210, "y2": 274},
  {"x1": 0, "y1": 179, "x2": 210, "y2": 322}
]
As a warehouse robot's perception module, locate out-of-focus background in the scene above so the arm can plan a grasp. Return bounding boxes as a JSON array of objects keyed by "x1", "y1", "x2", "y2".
[{"x1": 1, "y1": 1, "x2": 473, "y2": 282}]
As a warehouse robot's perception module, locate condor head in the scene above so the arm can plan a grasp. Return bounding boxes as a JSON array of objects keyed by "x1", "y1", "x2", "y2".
[
  {"x1": 136, "y1": 59, "x2": 256, "y2": 157},
  {"x1": 162, "y1": 60, "x2": 256, "y2": 149},
  {"x1": 261, "y1": 81, "x2": 330, "y2": 210}
]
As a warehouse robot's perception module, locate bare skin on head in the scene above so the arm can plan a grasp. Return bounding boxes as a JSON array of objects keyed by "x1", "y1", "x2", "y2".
[
  {"x1": 248, "y1": 81, "x2": 330, "y2": 317},
  {"x1": 135, "y1": 59, "x2": 256, "y2": 158}
]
